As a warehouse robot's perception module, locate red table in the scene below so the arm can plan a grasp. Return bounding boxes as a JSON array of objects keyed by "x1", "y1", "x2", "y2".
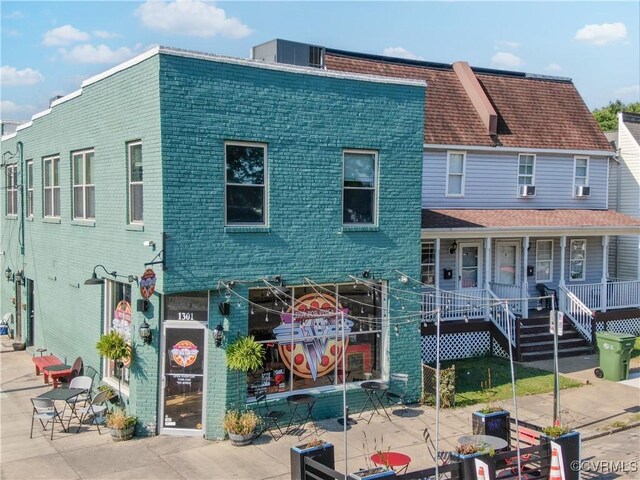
[
  {"x1": 43, "y1": 363, "x2": 72, "y2": 388},
  {"x1": 370, "y1": 452, "x2": 411, "y2": 473}
]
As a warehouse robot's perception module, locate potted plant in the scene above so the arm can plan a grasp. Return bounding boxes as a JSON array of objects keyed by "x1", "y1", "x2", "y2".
[
  {"x1": 96, "y1": 331, "x2": 131, "y2": 403},
  {"x1": 450, "y1": 442, "x2": 496, "y2": 480},
  {"x1": 106, "y1": 408, "x2": 137, "y2": 441},
  {"x1": 291, "y1": 438, "x2": 335, "y2": 480},
  {"x1": 540, "y1": 424, "x2": 580, "y2": 480},
  {"x1": 98, "y1": 385, "x2": 118, "y2": 404},
  {"x1": 472, "y1": 406, "x2": 510, "y2": 447},
  {"x1": 223, "y1": 409, "x2": 260, "y2": 446}
]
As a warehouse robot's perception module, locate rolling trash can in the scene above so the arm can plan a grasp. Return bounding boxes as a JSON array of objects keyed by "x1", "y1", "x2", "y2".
[{"x1": 594, "y1": 331, "x2": 635, "y2": 381}]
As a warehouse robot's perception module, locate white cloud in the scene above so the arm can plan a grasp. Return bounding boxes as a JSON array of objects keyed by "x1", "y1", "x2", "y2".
[
  {"x1": 494, "y1": 41, "x2": 520, "y2": 50},
  {"x1": 135, "y1": 0, "x2": 252, "y2": 38},
  {"x1": 59, "y1": 44, "x2": 137, "y2": 64},
  {"x1": 614, "y1": 84, "x2": 640, "y2": 101},
  {"x1": 1, "y1": 100, "x2": 36, "y2": 118},
  {"x1": 545, "y1": 63, "x2": 563, "y2": 72},
  {"x1": 382, "y1": 47, "x2": 424, "y2": 61},
  {"x1": 3, "y1": 11, "x2": 25, "y2": 20},
  {"x1": 491, "y1": 52, "x2": 524, "y2": 68},
  {"x1": 42, "y1": 24, "x2": 90, "y2": 46},
  {"x1": 575, "y1": 22, "x2": 627, "y2": 46},
  {"x1": 93, "y1": 30, "x2": 120, "y2": 39},
  {"x1": 0, "y1": 66, "x2": 44, "y2": 87}
]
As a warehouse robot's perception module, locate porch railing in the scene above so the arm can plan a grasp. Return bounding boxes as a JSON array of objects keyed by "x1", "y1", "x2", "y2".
[
  {"x1": 422, "y1": 288, "x2": 487, "y2": 321},
  {"x1": 487, "y1": 287, "x2": 517, "y2": 346},
  {"x1": 566, "y1": 280, "x2": 640, "y2": 311},
  {"x1": 559, "y1": 285, "x2": 595, "y2": 343},
  {"x1": 489, "y1": 282, "x2": 524, "y2": 315}
]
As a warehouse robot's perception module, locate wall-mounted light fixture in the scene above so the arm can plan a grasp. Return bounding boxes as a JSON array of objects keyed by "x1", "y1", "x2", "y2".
[
  {"x1": 5, "y1": 267, "x2": 13, "y2": 282},
  {"x1": 528, "y1": 242, "x2": 532, "y2": 251},
  {"x1": 213, "y1": 324, "x2": 225, "y2": 347},
  {"x1": 362, "y1": 270, "x2": 371, "y2": 279},
  {"x1": 398, "y1": 274, "x2": 409, "y2": 284},
  {"x1": 84, "y1": 265, "x2": 138, "y2": 286},
  {"x1": 139, "y1": 319, "x2": 152, "y2": 344},
  {"x1": 449, "y1": 241, "x2": 458, "y2": 255}
]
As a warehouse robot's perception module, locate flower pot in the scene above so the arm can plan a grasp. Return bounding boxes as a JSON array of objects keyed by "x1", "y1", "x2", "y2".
[
  {"x1": 12, "y1": 342, "x2": 26, "y2": 351},
  {"x1": 291, "y1": 441, "x2": 335, "y2": 480},
  {"x1": 540, "y1": 431, "x2": 580, "y2": 480},
  {"x1": 472, "y1": 410, "x2": 511, "y2": 448},
  {"x1": 110, "y1": 425, "x2": 135, "y2": 442},
  {"x1": 348, "y1": 467, "x2": 396, "y2": 479},
  {"x1": 228, "y1": 432, "x2": 255, "y2": 446}
]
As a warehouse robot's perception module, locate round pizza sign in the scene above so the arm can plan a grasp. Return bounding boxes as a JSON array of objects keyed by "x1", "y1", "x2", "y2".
[{"x1": 140, "y1": 268, "x2": 157, "y2": 300}]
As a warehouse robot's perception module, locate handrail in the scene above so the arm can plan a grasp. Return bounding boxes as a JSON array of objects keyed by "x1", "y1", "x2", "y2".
[
  {"x1": 487, "y1": 287, "x2": 517, "y2": 346},
  {"x1": 559, "y1": 285, "x2": 594, "y2": 342},
  {"x1": 489, "y1": 282, "x2": 524, "y2": 314}
]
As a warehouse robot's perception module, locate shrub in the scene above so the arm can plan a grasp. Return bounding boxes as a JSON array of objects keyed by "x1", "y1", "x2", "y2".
[
  {"x1": 106, "y1": 409, "x2": 137, "y2": 429},
  {"x1": 223, "y1": 410, "x2": 260, "y2": 435}
]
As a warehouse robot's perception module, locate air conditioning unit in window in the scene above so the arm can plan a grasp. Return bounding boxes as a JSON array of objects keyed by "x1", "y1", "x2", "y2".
[
  {"x1": 519, "y1": 185, "x2": 536, "y2": 197},
  {"x1": 575, "y1": 185, "x2": 591, "y2": 197}
]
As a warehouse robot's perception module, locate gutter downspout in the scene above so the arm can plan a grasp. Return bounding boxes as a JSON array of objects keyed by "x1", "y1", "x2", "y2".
[{"x1": 18, "y1": 141, "x2": 24, "y2": 256}]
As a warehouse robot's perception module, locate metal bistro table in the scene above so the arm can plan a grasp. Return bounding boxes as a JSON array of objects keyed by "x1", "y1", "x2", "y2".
[
  {"x1": 286, "y1": 393, "x2": 318, "y2": 437},
  {"x1": 37, "y1": 387, "x2": 86, "y2": 428},
  {"x1": 458, "y1": 434, "x2": 509, "y2": 452},
  {"x1": 359, "y1": 380, "x2": 391, "y2": 423}
]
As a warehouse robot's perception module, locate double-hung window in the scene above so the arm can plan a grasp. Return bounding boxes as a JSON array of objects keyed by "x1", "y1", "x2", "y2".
[
  {"x1": 5, "y1": 164, "x2": 17, "y2": 216},
  {"x1": 225, "y1": 142, "x2": 267, "y2": 225},
  {"x1": 421, "y1": 241, "x2": 436, "y2": 285},
  {"x1": 26, "y1": 160, "x2": 33, "y2": 217},
  {"x1": 343, "y1": 150, "x2": 378, "y2": 225},
  {"x1": 446, "y1": 151, "x2": 465, "y2": 196},
  {"x1": 518, "y1": 154, "x2": 535, "y2": 186},
  {"x1": 43, "y1": 156, "x2": 60, "y2": 218},
  {"x1": 128, "y1": 141, "x2": 143, "y2": 224},
  {"x1": 569, "y1": 239, "x2": 586, "y2": 281},
  {"x1": 573, "y1": 157, "x2": 589, "y2": 196},
  {"x1": 73, "y1": 149, "x2": 95, "y2": 220},
  {"x1": 535, "y1": 240, "x2": 553, "y2": 282}
]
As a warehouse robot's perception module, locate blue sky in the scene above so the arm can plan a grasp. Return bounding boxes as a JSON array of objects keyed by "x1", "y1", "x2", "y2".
[{"x1": 1, "y1": 1, "x2": 639, "y2": 121}]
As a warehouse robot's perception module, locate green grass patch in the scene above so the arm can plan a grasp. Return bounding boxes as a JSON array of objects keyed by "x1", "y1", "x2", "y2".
[{"x1": 437, "y1": 356, "x2": 583, "y2": 407}]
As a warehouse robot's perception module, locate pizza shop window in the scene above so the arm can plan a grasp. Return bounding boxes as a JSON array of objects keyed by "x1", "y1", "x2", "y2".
[
  {"x1": 247, "y1": 282, "x2": 383, "y2": 398},
  {"x1": 103, "y1": 281, "x2": 132, "y2": 390}
]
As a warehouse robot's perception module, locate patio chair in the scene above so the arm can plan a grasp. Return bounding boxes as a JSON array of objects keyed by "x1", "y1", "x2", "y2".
[
  {"x1": 30, "y1": 398, "x2": 66, "y2": 440},
  {"x1": 423, "y1": 426, "x2": 450, "y2": 465},
  {"x1": 67, "y1": 375, "x2": 94, "y2": 408},
  {"x1": 71, "y1": 389, "x2": 110, "y2": 434},
  {"x1": 254, "y1": 391, "x2": 285, "y2": 441},
  {"x1": 83, "y1": 366, "x2": 99, "y2": 394},
  {"x1": 385, "y1": 373, "x2": 409, "y2": 415},
  {"x1": 535, "y1": 284, "x2": 556, "y2": 310},
  {"x1": 57, "y1": 356, "x2": 83, "y2": 387}
]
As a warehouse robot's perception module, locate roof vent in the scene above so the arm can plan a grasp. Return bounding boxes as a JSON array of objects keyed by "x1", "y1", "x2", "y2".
[
  {"x1": 49, "y1": 95, "x2": 63, "y2": 107},
  {"x1": 452, "y1": 62, "x2": 497, "y2": 135}
]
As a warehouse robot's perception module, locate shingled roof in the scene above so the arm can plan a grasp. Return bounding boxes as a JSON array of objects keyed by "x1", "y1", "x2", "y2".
[{"x1": 325, "y1": 50, "x2": 612, "y2": 152}]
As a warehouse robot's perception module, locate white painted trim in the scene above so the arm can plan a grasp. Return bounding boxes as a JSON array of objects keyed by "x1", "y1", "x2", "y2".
[
  {"x1": 424, "y1": 143, "x2": 613, "y2": 157},
  {"x1": 42, "y1": 155, "x2": 61, "y2": 219},
  {"x1": 72, "y1": 149, "x2": 96, "y2": 221},
  {"x1": 445, "y1": 150, "x2": 466, "y2": 197},
  {"x1": 569, "y1": 238, "x2": 587, "y2": 282},
  {"x1": 127, "y1": 141, "x2": 143, "y2": 225},
  {"x1": 535, "y1": 239, "x2": 554, "y2": 282},
  {"x1": 495, "y1": 239, "x2": 521, "y2": 285},
  {"x1": 342, "y1": 149, "x2": 379, "y2": 227},
  {"x1": 516, "y1": 153, "x2": 536, "y2": 197},
  {"x1": 573, "y1": 156, "x2": 589, "y2": 198},
  {"x1": 457, "y1": 241, "x2": 483, "y2": 289},
  {"x1": 1, "y1": 132, "x2": 17, "y2": 141},
  {"x1": 31, "y1": 109, "x2": 51, "y2": 121},
  {"x1": 51, "y1": 89, "x2": 82, "y2": 107},
  {"x1": 422, "y1": 225, "x2": 640, "y2": 238},
  {"x1": 16, "y1": 121, "x2": 32, "y2": 132}
]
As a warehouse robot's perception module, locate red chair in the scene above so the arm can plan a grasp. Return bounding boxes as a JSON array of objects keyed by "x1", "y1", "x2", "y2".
[{"x1": 57, "y1": 357, "x2": 83, "y2": 387}]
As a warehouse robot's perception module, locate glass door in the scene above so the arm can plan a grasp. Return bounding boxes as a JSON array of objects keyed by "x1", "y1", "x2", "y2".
[
  {"x1": 496, "y1": 241, "x2": 520, "y2": 285},
  {"x1": 161, "y1": 322, "x2": 206, "y2": 435},
  {"x1": 457, "y1": 242, "x2": 483, "y2": 289}
]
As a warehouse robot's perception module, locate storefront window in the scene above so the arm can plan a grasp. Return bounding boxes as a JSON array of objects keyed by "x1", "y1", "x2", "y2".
[
  {"x1": 247, "y1": 282, "x2": 383, "y2": 397},
  {"x1": 104, "y1": 281, "x2": 132, "y2": 386}
]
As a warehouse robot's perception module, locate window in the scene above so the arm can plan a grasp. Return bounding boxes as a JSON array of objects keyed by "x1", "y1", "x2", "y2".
[
  {"x1": 573, "y1": 157, "x2": 589, "y2": 195},
  {"x1": 343, "y1": 150, "x2": 378, "y2": 225},
  {"x1": 225, "y1": 142, "x2": 267, "y2": 225},
  {"x1": 26, "y1": 160, "x2": 33, "y2": 217},
  {"x1": 421, "y1": 241, "x2": 436, "y2": 285},
  {"x1": 569, "y1": 239, "x2": 586, "y2": 281},
  {"x1": 446, "y1": 151, "x2": 465, "y2": 196},
  {"x1": 247, "y1": 282, "x2": 383, "y2": 397},
  {"x1": 128, "y1": 142, "x2": 143, "y2": 223},
  {"x1": 104, "y1": 281, "x2": 132, "y2": 388},
  {"x1": 535, "y1": 240, "x2": 553, "y2": 282},
  {"x1": 5, "y1": 164, "x2": 17, "y2": 216},
  {"x1": 72, "y1": 149, "x2": 95, "y2": 220},
  {"x1": 43, "y1": 156, "x2": 60, "y2": 218},
  {"x1": 518, "y1": 154, "x2": 535, "y2": 186}
]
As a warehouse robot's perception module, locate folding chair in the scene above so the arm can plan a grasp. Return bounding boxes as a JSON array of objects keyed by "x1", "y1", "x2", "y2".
[
  {"x1": 66, "y1": 375, "x2": 94, "y2": 410},
  {"x1": 71, "y1": 390, "x2": 110, "y2": 434},
  {"x1": 30, "y1": 398, "x2": 66, "y2": 440},
  {"x1": 254, "y1": 391, "x2": 285, "y2": 441},
  {"x1": 385, "y1": 373, "x2": 409, "y2": 415}
]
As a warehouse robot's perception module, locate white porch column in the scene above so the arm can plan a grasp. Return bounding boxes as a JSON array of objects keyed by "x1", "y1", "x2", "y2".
[
  {"x1": 559, "y1": 236, "x2": 567, "y2": 288},
  {"x1": 435, "y1": 238, "x2": 441, "y2": 311},
  {"x1": 601, "y1": 235, "x2": 609, "y2": 312},
  {"x1": 522, "y1": 236, "x2": 530, "y2": 319},
  {"x1": 484, "y1": 237, "x2": 492, "y2": 319}
]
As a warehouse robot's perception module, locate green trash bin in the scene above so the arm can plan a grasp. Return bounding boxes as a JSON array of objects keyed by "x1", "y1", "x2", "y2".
[{"x1": 594, "y1": 331, "x2": 636, "y2": 381}]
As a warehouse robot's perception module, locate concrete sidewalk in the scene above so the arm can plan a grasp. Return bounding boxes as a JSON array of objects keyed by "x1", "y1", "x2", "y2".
[{"x1": 1, "y1": 336, "x2": 638, "y2": 480}]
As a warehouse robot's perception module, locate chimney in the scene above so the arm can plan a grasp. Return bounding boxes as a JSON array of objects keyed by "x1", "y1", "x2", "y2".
[{"x1": 452, "y1": 62, "x2": 497, "y2": 135}]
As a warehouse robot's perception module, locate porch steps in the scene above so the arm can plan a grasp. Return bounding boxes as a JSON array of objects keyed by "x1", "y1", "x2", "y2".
[{"x1": 517, "y1": 313, "x2": 593, "y2": 362}]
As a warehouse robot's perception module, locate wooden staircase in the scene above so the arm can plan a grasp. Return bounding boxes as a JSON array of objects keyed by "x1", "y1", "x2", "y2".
[{"x1": 517, "y1": 310, "x2": 593, "y2": 362}]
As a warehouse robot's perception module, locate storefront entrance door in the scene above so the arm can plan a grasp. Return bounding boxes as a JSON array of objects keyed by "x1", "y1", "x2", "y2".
[{"x1": 160, "y1": 322, "x2": 206, "y2": 435}]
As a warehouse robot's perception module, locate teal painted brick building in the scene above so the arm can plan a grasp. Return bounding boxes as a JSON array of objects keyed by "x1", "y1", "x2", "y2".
[{"x1": 1, "y1": 47, "x2": 425, "y2": 439}]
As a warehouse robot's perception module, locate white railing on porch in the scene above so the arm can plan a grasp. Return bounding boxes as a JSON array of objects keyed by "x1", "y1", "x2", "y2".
[
  {"x1": 559, "y1": 285, "x2": 594, "y2": 342},
  {"x1": 487, "y1": 288, "x2": 516, "y2": 346},
  {"x1": 489, "y1": 282, "x2": 524, "y2": 315},
  {"x1": 422, "y1": 288, "x2": 487, "y2": 321},
  {"x1": 566, "y1": 280, "x2": 640, "y2": 311}
]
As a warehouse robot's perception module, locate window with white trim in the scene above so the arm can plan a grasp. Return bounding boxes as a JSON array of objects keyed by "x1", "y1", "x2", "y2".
[
  {"x1": 5, "y1": 164, "x2": 17, "y2": 216},
  {"x1": 128, "y1": 141, "x2": 143, "y2": 224},
  {"x1": 569, "y1": 239, "x2": 586, "y2": 281},
  {"x1": 535, "y1": 239, "x2": 553, "y2": 282},
  {"x1": 446, "y1": 151, "x2": 465, "y2": 196},
  {"x1": 343, "y1": 150, "x2": 378, "y2": 225},
  {"x1": 518, "y1": 154, "x2": 535, "y2": 186},
  {"x1": 26, "y1": 160, "x2": 33, "y2": 217},
  {"x1": 72, "y1": 149, "x2": 95, "y2": 220},
  {"x1": 225, "y1": 142, "x2": 267, "y2": 225},
  {"x1": 103, "y1": 280, "x2": 132, "y2": 388},
  {"x1": 573, "y1": 157, "x2": 589, "y2": 195},
  {"x1": 421, "y1": 241, "x2": 436, "y2": 285},
  {"x1": 43, "y1": 156, "x2": 60, "y2": 218}
]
